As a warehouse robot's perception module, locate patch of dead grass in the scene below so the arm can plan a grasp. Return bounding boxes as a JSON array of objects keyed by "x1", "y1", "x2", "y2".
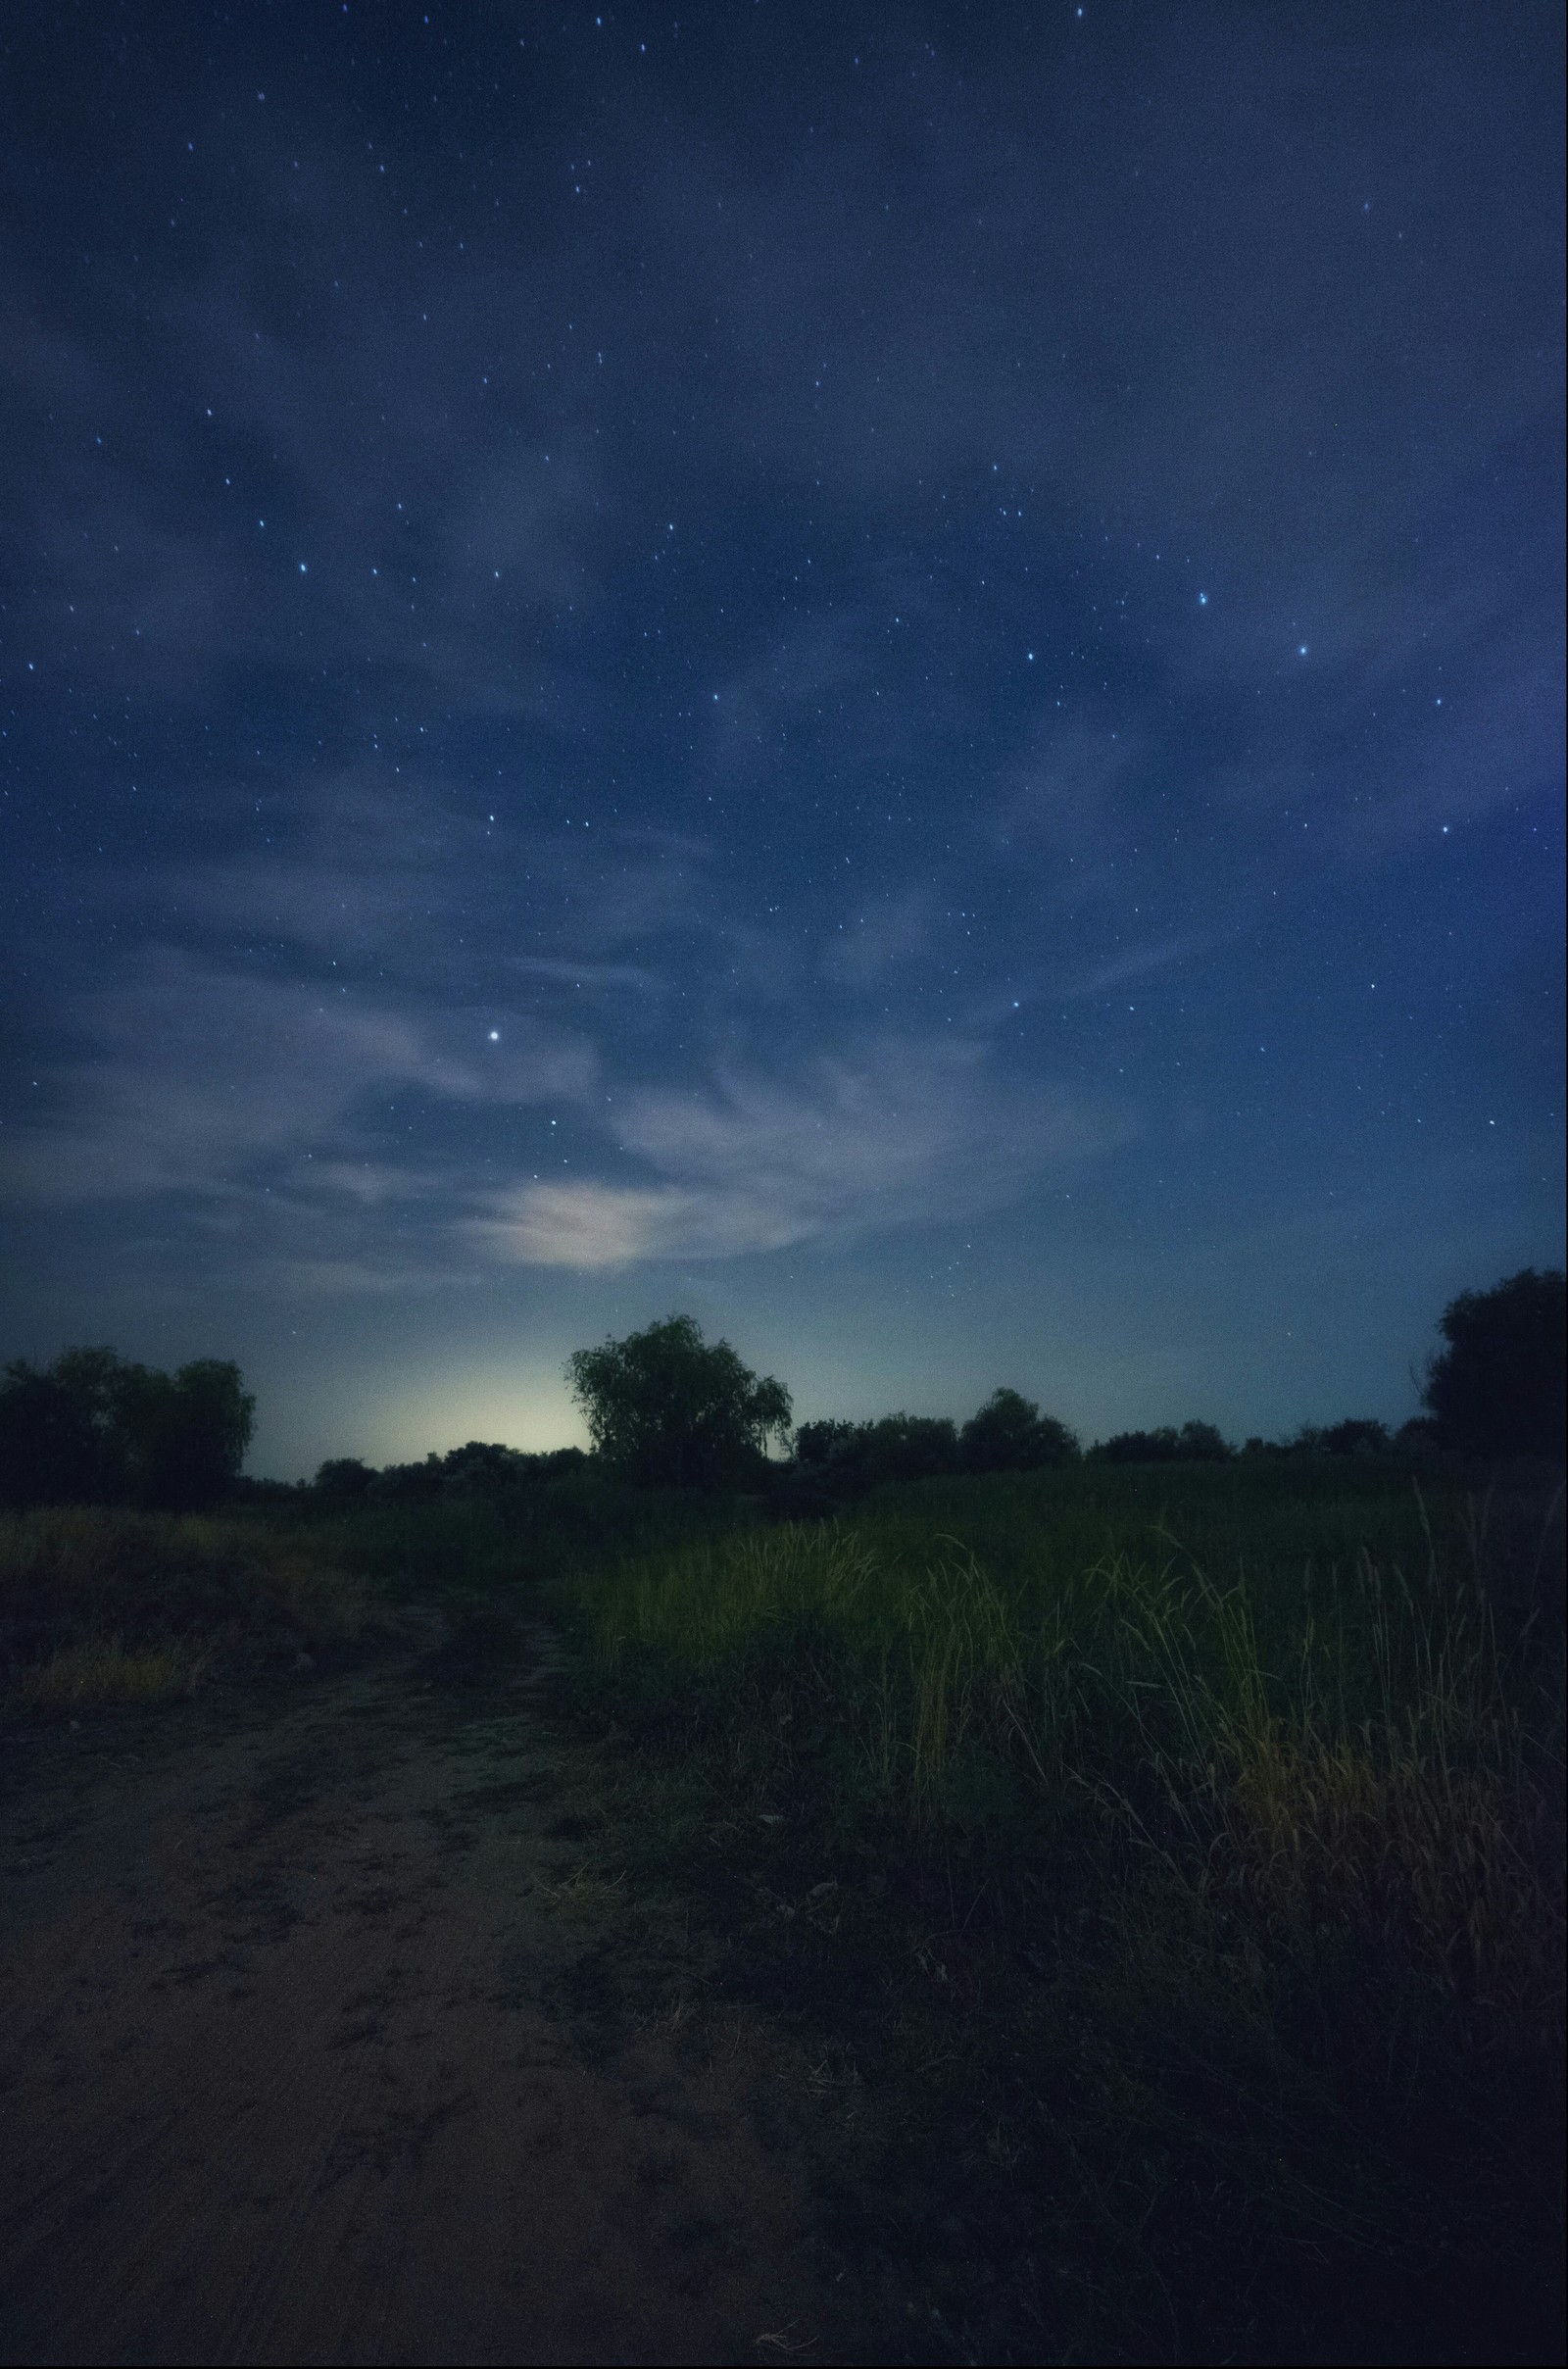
[{"x1": 12, "y1": 1636, "x2": 208, "y2": 1712}]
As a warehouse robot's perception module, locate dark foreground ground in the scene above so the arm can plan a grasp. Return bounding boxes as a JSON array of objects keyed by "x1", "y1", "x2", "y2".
[
  {"x1": 0, "y1": 1617, "x2": 887, "y2": 2367},
  {"x1": 3, "y1": 1594, "x2": 1560, "y2": 2369}
]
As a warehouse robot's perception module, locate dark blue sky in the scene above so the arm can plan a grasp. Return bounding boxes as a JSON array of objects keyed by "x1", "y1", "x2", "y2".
[{"x1": 2, "y1": 2, "x2": 1562, "y2": 1476}]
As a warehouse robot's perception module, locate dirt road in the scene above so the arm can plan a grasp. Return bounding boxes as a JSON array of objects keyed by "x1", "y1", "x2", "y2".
[{"x1": 0, "y1": 1617, "x2": 875, "y2": 2366}]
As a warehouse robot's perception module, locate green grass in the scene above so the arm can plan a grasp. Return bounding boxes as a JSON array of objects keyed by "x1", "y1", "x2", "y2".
[
  {"x1": 0, "y1": 1477, "x2": 757, "y2": 1714},
  {"x1": 558, "y1": 1461, "x2": 1565, "y2": 2362},
  {"x1": 4, "y1": 1463, "x2": 1559, "y2": 2354},
  {"x1": 242, "y1": 1471, "x2": 762, "y2": 1604}
]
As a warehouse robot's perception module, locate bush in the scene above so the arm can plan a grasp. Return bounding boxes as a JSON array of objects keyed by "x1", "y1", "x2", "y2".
[
  {"x1": 314, "y1": 1456, "x2": 376, "y2": 1499},
  {"x1": 1424, "y1": 1267, "x2": 1567, "y2": 1458},
  {"x1": 1320, "y1": 1418, "x2": 1392, "y2": 1456},
  {"x1": 794, "y1": 1397, "x2": 1081, "y2": 1498},
  {"x1": 1091, "y1": 1420, "x2": 1232, "y2": 1464}
]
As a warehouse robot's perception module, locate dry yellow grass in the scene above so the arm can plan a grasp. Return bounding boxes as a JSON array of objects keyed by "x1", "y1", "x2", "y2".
[
  {"x1": 0, "y1": 1506, "x2": 370, "y2": 1713},
  {"x1": 12, "y1": 1636, "x2": 206, "y2": 1711}
]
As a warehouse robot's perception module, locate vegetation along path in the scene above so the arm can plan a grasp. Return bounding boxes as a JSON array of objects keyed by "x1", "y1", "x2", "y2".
[{"x1": 0, "y1": 1614, "x2": 881, "y2": 2367}]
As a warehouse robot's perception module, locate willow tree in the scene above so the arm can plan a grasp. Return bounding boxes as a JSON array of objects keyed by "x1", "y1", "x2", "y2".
[{"x1": 566, "y1": 1313, "x2": 792, "y2": 1490}]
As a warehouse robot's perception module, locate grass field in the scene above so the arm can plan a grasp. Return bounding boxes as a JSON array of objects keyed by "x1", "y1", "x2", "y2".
[
  {"x1": 4, "y1": 1459, "x2": 1561, "y2": 2359},
  {"x1": 0, "y1": 1477, "x2": 755, "y2": 1708},
  {"x1": 559, "y1": 1459, "x2": 1565, "y2": 2362}
]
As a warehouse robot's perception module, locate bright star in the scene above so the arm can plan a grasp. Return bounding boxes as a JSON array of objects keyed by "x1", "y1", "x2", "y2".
[{"x1": 488, "y1": 1029, "x2": 500, "y2": 1042}]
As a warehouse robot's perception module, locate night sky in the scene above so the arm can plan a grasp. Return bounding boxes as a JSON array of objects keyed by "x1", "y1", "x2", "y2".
[{"x1": 2, "y1": 3, "x2": 1562, "y2": 1479}]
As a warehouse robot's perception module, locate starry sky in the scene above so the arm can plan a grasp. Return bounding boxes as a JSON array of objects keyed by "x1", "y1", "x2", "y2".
[{"x1": 2, "y1": 2, "x2": 1562, "y2": 1478}]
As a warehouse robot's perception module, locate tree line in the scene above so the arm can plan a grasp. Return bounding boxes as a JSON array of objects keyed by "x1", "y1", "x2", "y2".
[
  {"x1": 0, "y1": 1348, "x2": 254, "y2": 1510},
  {"x1": 0, "y1": 1268, "x2": 1560, "y2": 1511}
]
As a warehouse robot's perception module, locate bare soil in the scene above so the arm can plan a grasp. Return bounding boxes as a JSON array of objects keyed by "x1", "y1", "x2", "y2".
[{"x1": 0, "y1": 1617, "x2": 884, "y2": 2367}]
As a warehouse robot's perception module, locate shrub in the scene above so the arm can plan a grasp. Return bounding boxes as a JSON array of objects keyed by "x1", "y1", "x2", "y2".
[
  {"x1": 1320, "y1": 1417, "x2": 1392, "y2": 1456},
  {"x1": 1092, "y1": 1420, "x2": 1232, "y2": 1463},
  {"x1": 1424, "y1": 1267, "x2": 1567, "y2": 1458}
]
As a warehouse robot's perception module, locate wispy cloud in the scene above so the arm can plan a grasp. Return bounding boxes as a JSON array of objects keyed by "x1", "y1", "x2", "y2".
[
  {"x1": 819, "y1": 890, "x2": 935, "y2": 987},
  {"x1": 3, "y1": 935, "x2": 1128, "y2": 1291},
  {"x1": 1, "y1": 952, "x2": 596, "y2": 1206},
  {"x1": 1058, "y1": 930, "x2": 1229, "y2": 1002},
  {"x1": 476, "y1": 1035, "x2": 1130, "y2": 1270}
]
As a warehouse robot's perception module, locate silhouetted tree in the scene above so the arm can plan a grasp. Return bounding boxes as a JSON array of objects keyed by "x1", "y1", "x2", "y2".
[
  {"x1": 1320, "y1": 1418, "x2": 1392, "y2": 1456},
  {"x1": 314, "y1": 1457, "x2": 376, "y2": 1499},
  {"x1": 566, "y1": 1314, "x2": 792, "y2": 1490},
  {"x1": 436, "y1": 1441, "x2": 533, "y2": 1496},
  {"x1": 424, "y1": 1441, "x2": 584, "y2": 1496},
  {"x1": 1393, "y1": 1415, "x2": 1442, "y2": 1461},
  {"x1": 794, "y1": 1418, "x2": 860, "y2": 1469},
  {"x1": 1092, "y1": 1421, "x2": 1232, "y2": 1464},
  {"x1": 0, "y1": 1358, "x2": 110, "y2": 1505},
  {"x1": 855, "y1": 1414, "x2": 960, "y2": 1486},
  {"x1": 959, "y1": 1388, "x2": 1081, "y2": 1472},
  {"x1": 1094, "y1": 1427, "x2": 1173, "y2": 1464},
  {"x1": 368, "y1": 1453, "x2": 446, "y2": 1502},
  {"x1": 116, "y1": 1359, "x2": 256, "y2": 1507},
  {"x1": 0, "y1": 1347, "x2": 253, "y2": 1508},
  {"x1": 1423, "y1": 1267, "x2": 1567, "y2": 1457}
]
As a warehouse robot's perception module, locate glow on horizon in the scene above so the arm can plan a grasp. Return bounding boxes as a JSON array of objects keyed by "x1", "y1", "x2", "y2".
[{"x1": 250, "y1": 1364, "x2": 590, "y2": 1480}]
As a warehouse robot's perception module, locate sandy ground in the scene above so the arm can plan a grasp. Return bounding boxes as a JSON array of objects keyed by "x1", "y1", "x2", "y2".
[{"x1": 0, "y1": 1619, "x2": 877, "y2": 2366}]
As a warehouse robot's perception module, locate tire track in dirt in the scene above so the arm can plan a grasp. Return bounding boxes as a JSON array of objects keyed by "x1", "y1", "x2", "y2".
[{"x1": 0, "y1": 1620, "x2": 876, "y2": 2366}]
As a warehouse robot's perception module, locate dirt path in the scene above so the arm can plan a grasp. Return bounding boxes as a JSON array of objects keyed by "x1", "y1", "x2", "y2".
[{"x1": 0, "y1": 1618, "x2": 876, "y2": 2366}]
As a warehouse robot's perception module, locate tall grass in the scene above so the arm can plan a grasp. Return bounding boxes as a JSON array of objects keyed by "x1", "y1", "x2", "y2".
[
  {"x1": 557, "y1": 1468, "x2": 1565, "y2": 2353},
  {"x1": 569, "y1": 1466, "x2": 1565, "y2": 2197}
]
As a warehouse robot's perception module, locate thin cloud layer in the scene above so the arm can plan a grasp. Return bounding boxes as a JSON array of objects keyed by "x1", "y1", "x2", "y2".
[
  {"x1": 2, "y1": 954, "x2": 597, "y2": 1207},
  {"x1": 5, "y1": 942, "x2": 1122, "y2": 1287},
  {"x1": 478, "y1": 1038, "x2": 1129, "y2": 1270}
]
